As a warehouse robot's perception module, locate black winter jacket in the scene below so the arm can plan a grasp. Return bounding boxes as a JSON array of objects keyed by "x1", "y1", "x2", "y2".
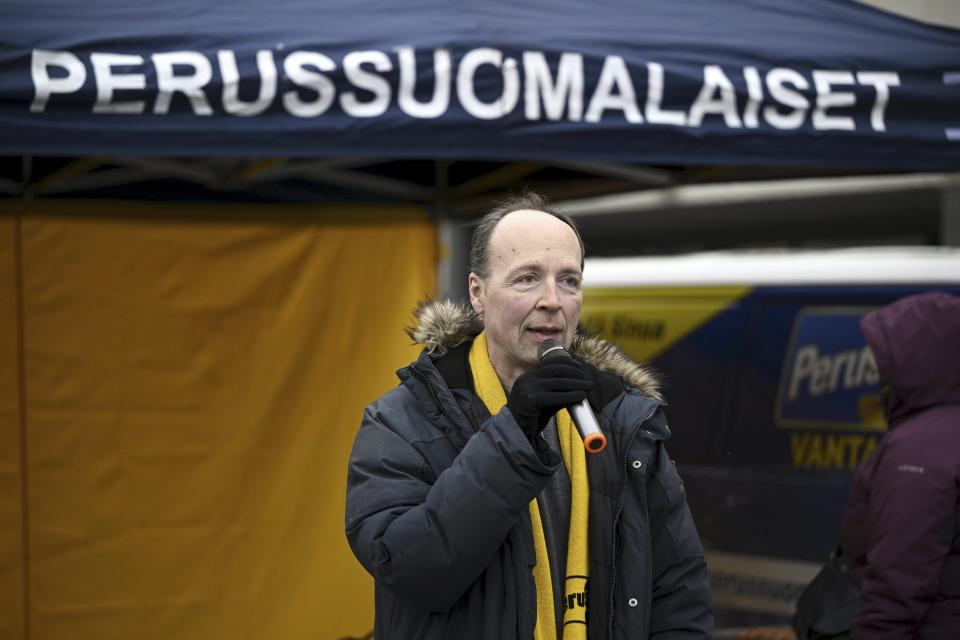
[{"x1": 345, "y1": 301, "x2": 712, "y2": 639}]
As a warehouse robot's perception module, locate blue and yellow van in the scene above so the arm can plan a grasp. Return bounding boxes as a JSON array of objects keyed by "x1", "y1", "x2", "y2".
[{"x1": 581, "y1": 247, "x2": 960, "y2": 626}]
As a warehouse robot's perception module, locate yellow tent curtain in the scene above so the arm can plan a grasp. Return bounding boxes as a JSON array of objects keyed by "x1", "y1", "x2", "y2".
[
  {"x1": 0, "y1": 200, "x2": 436, "y2": 639},
  {"x1": 1, "y1": 214, "x2": 24, "y2": 639}
]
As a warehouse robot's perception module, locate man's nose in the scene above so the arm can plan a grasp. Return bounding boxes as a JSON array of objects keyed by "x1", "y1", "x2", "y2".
[{"x1": 537, "y1": 279, "x2": 563, "y2": 309}]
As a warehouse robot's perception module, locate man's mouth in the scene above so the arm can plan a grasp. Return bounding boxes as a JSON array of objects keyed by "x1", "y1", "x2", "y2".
[{"x1": 527, "y1": 326, "x2": 563, "y2": 340}]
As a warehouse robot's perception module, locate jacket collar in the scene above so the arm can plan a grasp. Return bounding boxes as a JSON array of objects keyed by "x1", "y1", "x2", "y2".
[{"x1": 407, "y1": 299, "x2": 662, "y2": 401}]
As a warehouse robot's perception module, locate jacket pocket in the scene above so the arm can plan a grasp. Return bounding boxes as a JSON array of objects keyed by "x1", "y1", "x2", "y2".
[{"x1": 652, "y1": 446, "x2": 704, "y2": 560}]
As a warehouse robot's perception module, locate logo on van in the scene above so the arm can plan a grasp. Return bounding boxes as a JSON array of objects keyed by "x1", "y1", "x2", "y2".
[{"x1": 775, "y1": 308, "x2": 885, "y2": 431}]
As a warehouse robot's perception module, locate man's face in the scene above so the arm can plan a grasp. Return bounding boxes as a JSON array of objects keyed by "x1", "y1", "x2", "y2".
[{"x1": 468, "y1": 209, "x2": 583, "y2": 385}]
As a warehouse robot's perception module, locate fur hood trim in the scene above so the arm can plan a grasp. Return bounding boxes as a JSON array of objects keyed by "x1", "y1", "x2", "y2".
[{"x1": 407, "y1": 299, "x2": 661, "y2": 401}]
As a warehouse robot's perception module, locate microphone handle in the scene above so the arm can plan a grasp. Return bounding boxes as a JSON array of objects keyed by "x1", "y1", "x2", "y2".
[{"x1": 569, "y1": 399, "x2": 607, "y2": 453}]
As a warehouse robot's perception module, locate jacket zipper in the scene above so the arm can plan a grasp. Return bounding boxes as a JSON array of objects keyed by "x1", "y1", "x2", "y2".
[
  {"x1": 408, "y1": 363, "x2": 446, "y2": 417},
  {"x1": 608, "y1": 404, "x2": 659, "y2": 640}
]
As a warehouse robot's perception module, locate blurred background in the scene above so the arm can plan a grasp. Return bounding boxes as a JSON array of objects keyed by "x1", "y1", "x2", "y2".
[{"x1": 1, "y1": 0, "x2": 959, "y2": 638}]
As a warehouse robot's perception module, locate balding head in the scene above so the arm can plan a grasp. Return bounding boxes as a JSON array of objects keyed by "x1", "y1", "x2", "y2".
[{"x1": 469, "y1": 191, "x2": 585, "y2": 279}]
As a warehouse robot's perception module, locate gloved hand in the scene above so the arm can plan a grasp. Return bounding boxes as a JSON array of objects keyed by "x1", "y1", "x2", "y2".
[{"x1": 507, "y1": 359, "x2": 594, "y2": 441}]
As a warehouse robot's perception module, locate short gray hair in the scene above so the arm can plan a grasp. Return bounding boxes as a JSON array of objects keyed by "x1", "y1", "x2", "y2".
[{"x1": 469, "y1": 191, "x2": 585, "y2": 278}]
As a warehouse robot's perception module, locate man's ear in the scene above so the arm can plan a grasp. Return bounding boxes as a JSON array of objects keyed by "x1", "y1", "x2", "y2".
[{"x1": 468, "y1": 272, "x2": 484, "y2": 315}]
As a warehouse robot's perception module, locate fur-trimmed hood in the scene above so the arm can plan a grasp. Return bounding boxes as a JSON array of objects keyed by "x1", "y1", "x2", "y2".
[{"x1": 407, "y1": 299, "x2": 662, "y2": 401}]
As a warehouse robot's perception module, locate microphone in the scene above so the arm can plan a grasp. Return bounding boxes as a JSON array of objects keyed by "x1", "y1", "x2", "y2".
[{"x1": 537, "y1": 339, "x2": 607, "y2": 454}]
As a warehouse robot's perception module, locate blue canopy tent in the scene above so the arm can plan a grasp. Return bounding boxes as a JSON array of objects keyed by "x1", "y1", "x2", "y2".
[{"x1": 1, "y1": 0, "x2": 959, "y2": 168}]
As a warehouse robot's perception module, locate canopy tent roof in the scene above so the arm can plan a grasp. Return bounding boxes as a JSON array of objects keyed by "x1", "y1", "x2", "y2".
[{"x1": 2, "y1": 0, "x2": 959, "y2": 169}]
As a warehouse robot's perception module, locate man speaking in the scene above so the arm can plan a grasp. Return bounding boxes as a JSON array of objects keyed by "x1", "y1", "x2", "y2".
[{"x1": 345, "y1": 192, "x2": 712, "y2": 639}]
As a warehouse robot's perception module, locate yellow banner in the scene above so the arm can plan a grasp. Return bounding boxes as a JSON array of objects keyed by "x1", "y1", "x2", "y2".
[
  {"x1": 3, "y1": 200, "x2": 435, "y2": 639},
  {"x1": 581, "y1": 286, "x2": 751, "y2": 363}
]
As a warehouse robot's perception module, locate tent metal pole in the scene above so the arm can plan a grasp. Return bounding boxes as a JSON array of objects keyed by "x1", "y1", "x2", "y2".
[
  {"x1": 448, "y1": 162, "x2": 542, "y2": 199},
  {"x1": 552, "y1": 161, "x2": 673, "y2": 187},
  {"x1": 435, "y1": 160, "x2": 470, "y2": 301},
  {"x1": 0, "y1": 176, "x2": 18, "y2": 195},
  {"x1": 943, "y1": 187, "x2": 960, "y2": 246},
  {"x1": 558, "y1": 172, "x2": 960, "y2": 217}
]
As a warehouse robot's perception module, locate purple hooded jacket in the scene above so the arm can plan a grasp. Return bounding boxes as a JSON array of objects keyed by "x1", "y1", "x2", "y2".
[{"x1": 840, "y1": 292, "x2": 960, "y2": 639}]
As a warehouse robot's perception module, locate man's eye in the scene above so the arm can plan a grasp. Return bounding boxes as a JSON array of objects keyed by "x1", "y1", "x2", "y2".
[
  {"x1": 561, "y1": 276, "x2": 581, "y2": 288},
  {"x1": 517, "y1": 275, "x2": 537, "y2": 284}
]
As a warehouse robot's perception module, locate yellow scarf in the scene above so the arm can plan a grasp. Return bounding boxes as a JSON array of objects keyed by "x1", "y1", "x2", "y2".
[{"x1": 468, "y1": 332, "x2": 590, "y2": 640}]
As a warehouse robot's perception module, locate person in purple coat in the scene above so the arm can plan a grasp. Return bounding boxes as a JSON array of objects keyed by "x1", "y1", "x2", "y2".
[{"x1": 840, "y1": 291, "x2": 960, "y2": 639}]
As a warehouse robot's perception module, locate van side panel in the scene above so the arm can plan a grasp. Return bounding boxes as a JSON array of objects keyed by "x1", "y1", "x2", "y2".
[{"x1": 582, "y1": 283, "x2": 960, "y2": 625}]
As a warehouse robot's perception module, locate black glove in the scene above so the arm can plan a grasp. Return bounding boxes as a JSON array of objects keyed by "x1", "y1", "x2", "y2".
[{"x1": 507, "y1": 359, "x2": 594, "y2": 441}]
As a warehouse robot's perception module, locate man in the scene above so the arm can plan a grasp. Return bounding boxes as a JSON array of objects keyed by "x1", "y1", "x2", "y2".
[{"x1": 345, "y1": 192, "x2": 712, "y2": 639}]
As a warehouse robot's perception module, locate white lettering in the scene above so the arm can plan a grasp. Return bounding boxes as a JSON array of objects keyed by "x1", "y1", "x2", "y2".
[
  {"x1": 523, "y1": 51, "x2": 583, "y2": 121},
  {"x1": 90, "y1": 53, "x2": 145, "y2": 114},
  {"x1": 218, "y1": 50, "x2": 277, "y2": 117},
  {"x1": 859, "y1": 346, "x2": 879, "y2": 385},
  {"x1": 789, "y1": 345, "x2": 819, "y2": 400},
  {"x1": 152, "y1": 51, "x2": 213, "y2": 115},
  {"x1": 687, "y1": 65, "x2": 741, "y2": 128},
  {"x1": 30, "y1": 49, "x2": 86, "y2": 113},
  {"x1": 27, "y1": 47, "x2": 909, "y2": 139},
  {"x1": 856, "y1": 71, "x2": 899, "y2": 132},
  {"x1": 828, "y1": 351, "x2": 857, "y2": 393},
  {"x1": 897, "y1": 464, "x2": 925, "y2": 474},
  {"x1": 396, "y1": 46, "x2": 451, "y2": 119},
  {"x1": 341, "y1": 50, "x2": 392, "y2": 117},
  {"x1": 282, "y1": 51, "x2": 336, "y2": 118},
  {"x1": 457, "y1": 48, "x2": 520, "y2": 120},
  {"x1": 742, "y1": 66, "x2": 764, "y2": 129},
  {"x1": 585, "y1": 55, "x2": 642, "y2": 123},
  {"x1": 645, "y1": 62, "x2": 685, "y2": 126},
  {"x1": 789, "y1": 344, "x2": 882, "y2": 400},
  {"x1": 812, "y1": 70, "x2": 856, "y2": 131},
  {"x1": 809, "y1": 356, "x2": 832, "y2": 396},
  {"x1": 764, "y1": 68, "x2": 809, "y2": 130}
]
